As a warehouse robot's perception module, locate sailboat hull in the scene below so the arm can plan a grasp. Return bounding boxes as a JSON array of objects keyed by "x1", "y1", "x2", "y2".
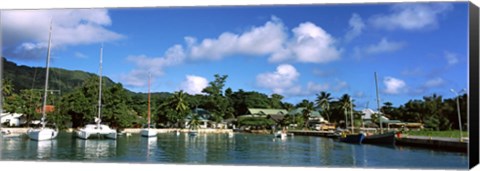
[
  {"x1": 140, "y1": 129, "x2": 157, "y2": 137},
  {"x1": 339, "y1": 133, "x2": 365, "y2": 144},
  {"x1": 27, "y1": 128, "x2": 58, "y2": 141},
  {"x1": 362, "y1": 132, "x2": 396, "y2": 145},
  {"x1": 76, "y1": 124, "x2": 117, "y2": 140}
]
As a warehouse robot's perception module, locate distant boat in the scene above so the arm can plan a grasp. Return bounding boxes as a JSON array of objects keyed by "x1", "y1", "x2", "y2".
[
  {"x1": 274, "y1": 130, "x2": 286, "y2": 139},
  {"x1": 76, "y1": 46, "x2": 116, "y2": 140},
  {"x1": 27, "y1": 21, "x2": 59, "y2": 141},
  {"x1": 338, "y1": 97, "x2": 363, "y2": 144},
  {"x1": 361, "y1": 72, "x2": 396, "y2": 145},
  {"x1": 140, "y1": 73, "x2": 157, "y2": 138}
]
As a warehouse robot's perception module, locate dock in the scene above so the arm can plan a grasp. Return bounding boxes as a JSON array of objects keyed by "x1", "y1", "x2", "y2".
[
  {"x1": 287, "y1": 130, "x2": 337, "y2": 137},
  {"x1": 287, "y1": 130, "x2": 467, "y2": 153},
  {"x1": 396, "y1": 135, "x2": 468, "y2": 152}
]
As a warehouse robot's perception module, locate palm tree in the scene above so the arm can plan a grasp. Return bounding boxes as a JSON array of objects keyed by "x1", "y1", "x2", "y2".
[
  {"x1": 188, "y1": 113, "x2": 200, "y2": 130},
  {"x1": 169, "y1": 90, "x2": 189, "y2": 127},
  {"x1": 300, "y1": 100, "x2": 314, "y2": 129},
  {"x1": 315, "y1": 91, "x2": 332, "y2": 122},
  {"x1": 338, "y1": 94, "x2": 352, "y2": 129}
]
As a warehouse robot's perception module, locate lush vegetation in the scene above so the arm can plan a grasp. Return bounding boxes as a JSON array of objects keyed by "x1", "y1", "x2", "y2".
[
  {"x1": 404, "y1": 130, "x2": 469, "y2": 138},
  {"x1": 1, "y1": 58, "x2": 468, "y2": 132}
]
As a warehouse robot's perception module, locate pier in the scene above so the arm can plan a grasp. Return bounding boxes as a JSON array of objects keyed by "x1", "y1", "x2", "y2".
[{"x1": 287, "y1": 130, "x2": 467, "y2": 153}]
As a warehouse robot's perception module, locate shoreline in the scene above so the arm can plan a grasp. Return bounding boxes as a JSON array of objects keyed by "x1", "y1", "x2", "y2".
[{"x1": 1, "y1": 128, "x2": 234, "y2": 134}]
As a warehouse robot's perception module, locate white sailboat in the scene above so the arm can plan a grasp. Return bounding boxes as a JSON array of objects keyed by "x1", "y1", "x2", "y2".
[
  {"x1": 76, "y1": 46, "x2": 116, "y2": 140},
  {"x1": 26, "y1": 21, "x2": 59, "y2": 141},
  {"x1": 140, "y1": 73, "x2": 157, "y2": 138}
]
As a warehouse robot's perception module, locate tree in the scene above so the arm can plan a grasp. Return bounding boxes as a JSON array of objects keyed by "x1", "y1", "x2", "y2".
[
  {"x1": 270, "y1": 93, "x2": 284, "y2": 109},
  {"x1": 202, "y1": 74, "x2": 229, "y2": 124},
  {"x1": 338, "y1": 94, "x2": 352, "y2": 129},
  {"x1": 315, "y1": 91, "x2": 332, "y2": 122},
  {"x1": 296, "y1": 99, "x2": 314, "y2": 129}
]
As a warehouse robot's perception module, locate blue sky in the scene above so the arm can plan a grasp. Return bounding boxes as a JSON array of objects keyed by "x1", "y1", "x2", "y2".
[{"x1": 1, "y1": 2, "x2": 469, "y2": 108}]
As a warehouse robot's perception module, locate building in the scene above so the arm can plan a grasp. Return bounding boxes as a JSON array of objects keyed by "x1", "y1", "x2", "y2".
[
  {"x1": 183, "y1": 108, "x2": 212, "y2": 129},
  {"x1": 0, "y1": 113, "x2": 26, "y2": 127}
]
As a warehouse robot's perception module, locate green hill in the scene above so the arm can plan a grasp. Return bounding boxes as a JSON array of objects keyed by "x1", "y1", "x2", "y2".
[{"x1": 2, "y1": 57, "x2": 116, "y2": 94}]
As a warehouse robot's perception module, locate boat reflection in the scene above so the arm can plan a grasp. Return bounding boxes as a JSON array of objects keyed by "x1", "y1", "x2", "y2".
[
  {"x1": 140, "y1": 136, "x2": 157, "y2": 161},
  {"x1": 27, "y1": 139, "x2": 57, "y2": 159},
  {"x1": 75, "y1": 139, "x2": 117, "y2": 160}
]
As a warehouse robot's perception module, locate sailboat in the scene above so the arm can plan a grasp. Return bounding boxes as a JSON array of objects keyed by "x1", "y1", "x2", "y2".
[
  {"x1": 26, "y1": 21, "x2": 59, "y2": 141},
  {"x1": 140, "y1": 73, "x2": 157, "y2": 138},
  {"x1": 76, "y1": 46, "x2": 117, "y2": 140},
  {"x1": 338, "y1": 97, "x2": 365, "y2": 144},
  {"x1": 362, "y1": 72, "x2": 396, "y2": 145}
]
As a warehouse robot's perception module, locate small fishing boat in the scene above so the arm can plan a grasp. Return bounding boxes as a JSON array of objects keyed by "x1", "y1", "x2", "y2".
[{"x1": 274, "y1": 131, "x2": 287, "y2": 139}]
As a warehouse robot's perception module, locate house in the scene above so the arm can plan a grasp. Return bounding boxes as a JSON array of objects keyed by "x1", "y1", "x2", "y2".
[
  {"x1": 286, "y1": 108, "x2": 332, "y2": 130},
  {"x1": 183, "y1": 108, "x2": 212, "y2": 129},
  {"x1": 360, "y1": 108, "x2": 424, "y2": 131},
  {"x1": 0, "y1": 113, "x2": 26, "y2": 127},
  {"x1": 246, "y1": 108, "x2": 288, "y2": 116}
]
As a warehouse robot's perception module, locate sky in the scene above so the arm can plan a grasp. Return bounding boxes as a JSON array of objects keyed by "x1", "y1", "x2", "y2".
[{"x1": 0, "y1": 2, "x2": 469, "y2": 108}]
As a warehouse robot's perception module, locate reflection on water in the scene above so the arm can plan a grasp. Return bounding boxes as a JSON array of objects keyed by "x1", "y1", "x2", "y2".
[
  {"x1": 0, "y1": 132, "x2": 469, "y2": 169},
  {"x1": 140, "y1": 137, "x2": 157, "y2": 161},
  {"x1": 75, "y1": 139, "x2": 117, "y2": 160}
]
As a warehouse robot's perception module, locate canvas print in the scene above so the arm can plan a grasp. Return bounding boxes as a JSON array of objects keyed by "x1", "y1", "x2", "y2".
[{"x1": 0, "y1": 2, "x2": 471, "y2": 170}]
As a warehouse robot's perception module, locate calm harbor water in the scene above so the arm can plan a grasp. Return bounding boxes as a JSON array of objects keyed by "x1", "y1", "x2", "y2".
[{"x1": 0, "y1": 132, "x2": 468, "y2": 169}]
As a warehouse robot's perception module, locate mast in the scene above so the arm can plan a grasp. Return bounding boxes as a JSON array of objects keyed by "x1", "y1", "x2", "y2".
[
  {"x1": 41, "y1": 21, "x2": 53, "y2": 129},
  {"x1": 147, "y1": 73, "x2": 151, "y2": 129},
  {"x1": 97, "y1": 45, "x2": 103, "y2": 128},
  {"x1": 374, "y1": 72, "x2": 383, "y2": 133},
  {"x1": 350, "y1": 97, "x2": 354, "y2": 133}
]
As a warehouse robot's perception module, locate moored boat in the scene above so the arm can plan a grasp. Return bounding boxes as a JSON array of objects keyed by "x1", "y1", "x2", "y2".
[
  {"x1": 362, "y1": 131, "x2": 396, "y2": 144},
  {"x1": 339, "y1": 132, "x2": 365, "y2": 144}
]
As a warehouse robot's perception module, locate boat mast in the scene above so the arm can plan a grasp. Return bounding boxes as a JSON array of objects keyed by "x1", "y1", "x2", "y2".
[
  {"x1": 41, "y1": 21, "x2": 53, "y2": 129},
  {"x1": 350, "y1": 97, "x2": 354, "y2": 133},
  {"x1": 374, "y1": 72, "x2": 383, "y2": 134},
  {"x1": 97, "y1": 45, "x2": 103, "y2": 128},
  {"x1": 147, "y1": 73, "x2": 151, "y2": 129}
]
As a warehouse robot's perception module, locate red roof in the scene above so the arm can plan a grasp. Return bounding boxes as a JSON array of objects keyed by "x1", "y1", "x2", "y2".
[{"x1": 36, "y1": 105, "x2": 55, "y2": 114}]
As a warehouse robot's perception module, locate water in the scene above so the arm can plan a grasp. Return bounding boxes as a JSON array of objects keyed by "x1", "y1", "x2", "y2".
[{"x1": 0, "y1": 132, "x2": 468, "y2": 169}]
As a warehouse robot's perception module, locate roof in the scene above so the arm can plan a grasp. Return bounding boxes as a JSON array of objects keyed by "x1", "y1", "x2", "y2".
[
  {"x1": 35, "y1": 105, "x2": 55, "y2": 113},
  {"x1": 379, "y1": 116, "x2": 402, "y2": 123},
  {"x1": 267, "y1": 114, "x2": 284, "y2": 123},
  {"x1": 287, "y1": 108, "x2": 321, "y2": 116},
  {"x1": 247, "y1": 108, "x2": 288, "y2": 115},
  {"x1": 186, "y1": 108, "x2": 210, "y2": 121},
  {"x1": 361, "y1": 108, "x2": 378, "y2": 119}
]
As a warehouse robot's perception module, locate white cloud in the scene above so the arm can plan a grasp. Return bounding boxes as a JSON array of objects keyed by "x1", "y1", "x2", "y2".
[
  {"x1": 365, "y1": 38, "x2": 405, "y2": 54},
  {"x1": 187, "y1": 16, "x2": 286, "y2": 60},
  {"x1": 333, "y1": 79, "x2": 349, "y2": 92},
  {"x1": 256, "y1": 64, "x2": 343, "y2": 97},
  {"x1": 2, "y1": 9, "x2": 124, "y2": 59},
  {"x1": 369, "y1": 3, "x2": 453, "y2": 30},
  {"x1": 270, "y1": 22, "x2": 341, "y2": 63},
  {"x1": 74, "y1": 52, "x2": 88, "y2": 59},
  {"x1": 383, "y1": 76, "x2": 407, "y2": 94},
  {"x1": 306, "y1": 82, "x2": 330, "y2": 93},
  {"x1": 121, "y1": 45, "x2": 186, "y2": 87},
  {"x1": 445, "y1": 51, "x2": 459, "y2": 65},
  {"x1": 353, "y1": 38, "x2": 404, "y2": 59},
  {"x1": 179, "y1": 75, "x2": 209, "y2": 95},
  {"x1": 256, "y1": 64, "x2": 300, "y2": 94},
  {"x1": 424, "y1": 77, "x2": 445, "y2": 88},
  {"x1": 344, "y1": 13, "x2": 365, "y2": 42}
]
